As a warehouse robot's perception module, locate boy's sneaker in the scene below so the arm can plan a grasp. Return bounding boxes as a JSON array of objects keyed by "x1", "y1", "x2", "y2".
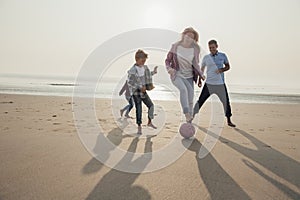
[
  {"x1": 147, "y1": 122, "x2": 157, "y2": 129},
  {"x1": 137, "y1": 126, "x2": 142, "y2": 135}
]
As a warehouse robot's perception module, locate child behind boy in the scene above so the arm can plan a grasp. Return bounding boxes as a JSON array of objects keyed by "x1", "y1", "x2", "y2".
[
  {"x1": 119, "y1": 81, "x2": 134, "y2": 118},
  {"x1": 127, "y1": 49, "x2": 158, "y2": 135}
]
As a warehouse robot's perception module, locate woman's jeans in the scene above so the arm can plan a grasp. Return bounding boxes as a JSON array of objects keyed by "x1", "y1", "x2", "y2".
[{"x1": 172, "y1": 76, "x2": 194, "y2": 115}]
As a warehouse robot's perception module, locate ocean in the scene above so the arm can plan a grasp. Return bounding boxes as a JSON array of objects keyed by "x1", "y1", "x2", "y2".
[{"x1": 0, "y1": 74, "x2": 299, "y2": 104}]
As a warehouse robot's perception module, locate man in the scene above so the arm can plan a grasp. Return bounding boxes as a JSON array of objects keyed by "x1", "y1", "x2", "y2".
[{"x1": 193, "y1": 39, "x2": 236, "y2": 127}]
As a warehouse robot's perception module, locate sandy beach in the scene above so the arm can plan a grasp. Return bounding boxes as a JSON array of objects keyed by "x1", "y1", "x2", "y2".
[{"x1": 0, "y1": 93, "x2": 299, "y2": 200}]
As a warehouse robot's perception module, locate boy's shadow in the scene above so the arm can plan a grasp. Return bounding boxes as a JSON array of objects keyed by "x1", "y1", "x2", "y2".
[
  {"x1": 81, "y1": 118, "x2": 130, "y2": 174},
  {"x1": 196, "y1": 126, "x2": 300, "y2": 199},
  {"x1": 182, "y1": 138, "x2": 251, "y2": 200},
  {"x1": 85, "y1": 137, "x2": 153, "y2": 200},
  {"x1": 81, "y1": 117, "x2": 153, "y2": 199}
]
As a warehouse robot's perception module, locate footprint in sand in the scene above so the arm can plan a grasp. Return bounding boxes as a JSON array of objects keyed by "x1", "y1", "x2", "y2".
[
  {"x1": 221, "y1": 140, "x2": 229, "y2": 144},
  {"x1": 0, "y1": 101, "x2": 13, "y2": 104},
  {"x1": 53, "y1": 123, "x2": 61, "y2": 125},
  {"x1": 263, "y1": 144, "x2": 272, "y2": 148}
]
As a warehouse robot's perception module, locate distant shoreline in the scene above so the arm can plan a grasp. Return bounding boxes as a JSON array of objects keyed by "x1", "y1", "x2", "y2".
[
  {"x1": 0, "y1": 74, "x2": 299, "y2": 104},
  {"x1": 0, "y1": 92, "x2": 299, "y2": 105}
]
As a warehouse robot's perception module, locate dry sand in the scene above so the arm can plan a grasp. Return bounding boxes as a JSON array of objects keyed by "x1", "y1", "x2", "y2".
[{"x1": 0, "y1": 93, "x2": 299, "y2": 200}]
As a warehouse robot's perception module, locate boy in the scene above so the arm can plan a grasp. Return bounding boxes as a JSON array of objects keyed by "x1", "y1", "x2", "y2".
[{"x1": 127, "y1": 49, "x2": 158, "y2": 134}]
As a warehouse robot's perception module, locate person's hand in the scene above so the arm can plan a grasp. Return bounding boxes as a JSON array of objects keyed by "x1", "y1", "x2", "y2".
[
  {"x1": 153, "y1": 66, "x2": 158, "y2": 74},
  {"x1": 216, "y1": 69, "x2": 223, "y2": 74},
  {"x1": 168, "y1": 68, "x2": 176, "y2": 76},
  {"x1": 198, "y1": 80, "x2": 202, "y2": 88},
  {"x1": 141, "y1": 86, "x2": 146, "y2": 93}
]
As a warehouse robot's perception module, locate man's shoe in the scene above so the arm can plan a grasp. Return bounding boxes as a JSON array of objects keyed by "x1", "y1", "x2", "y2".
[{"x1": 227, "y1": 120, "x2": 236, "y2": 127}]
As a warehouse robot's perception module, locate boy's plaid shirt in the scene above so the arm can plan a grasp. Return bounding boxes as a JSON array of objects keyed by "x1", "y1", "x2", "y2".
[{"x1": 127, "y1": 65, "x2": 155, "y2": 96}]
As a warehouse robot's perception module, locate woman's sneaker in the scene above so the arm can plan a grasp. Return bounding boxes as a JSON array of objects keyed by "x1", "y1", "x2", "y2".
[{"x1": 185, "y1": 113, "x2": 193, "y2": 123}]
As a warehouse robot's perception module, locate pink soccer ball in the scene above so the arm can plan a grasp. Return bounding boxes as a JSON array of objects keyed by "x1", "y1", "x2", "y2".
[{"x1": 179, "y1": 123, "x2": 196, "y2": 139}]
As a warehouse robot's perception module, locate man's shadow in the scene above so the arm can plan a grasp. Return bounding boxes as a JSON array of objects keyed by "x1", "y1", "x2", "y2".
[
  {"x1": 182, "y1": 138, "x2": 251, "y2": 200},
  {"x1": 85, "y1": 136, "x2": 153, "y2": 200},
  {"x1": 197, "y1": 126, "x2": 300, "y2": 199}
]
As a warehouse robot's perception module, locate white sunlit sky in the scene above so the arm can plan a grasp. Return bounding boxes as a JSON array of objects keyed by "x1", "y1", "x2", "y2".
[{"x1": 0, "y1": 0, "x2": 300, "y2": 91}]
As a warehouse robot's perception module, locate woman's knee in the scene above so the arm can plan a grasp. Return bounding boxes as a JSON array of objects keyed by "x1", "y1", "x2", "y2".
[{"x1": 179, "y1": 87, "x2": 188, "y2": 96}]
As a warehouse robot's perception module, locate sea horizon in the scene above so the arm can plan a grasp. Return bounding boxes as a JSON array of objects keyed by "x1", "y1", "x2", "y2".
[{"x1": 0, "y1": 73, "x2": 299, "y2": 104}]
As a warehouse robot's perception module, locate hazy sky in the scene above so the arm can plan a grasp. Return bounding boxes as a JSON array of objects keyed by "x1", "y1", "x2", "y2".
[{"x1": 0, "y1": 0, "x2": 300, "y2": 88}]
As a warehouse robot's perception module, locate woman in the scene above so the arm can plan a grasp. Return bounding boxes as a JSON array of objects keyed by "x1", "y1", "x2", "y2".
[{"x1": 165, "y1": 27, "x2": 204, "y2": 122}]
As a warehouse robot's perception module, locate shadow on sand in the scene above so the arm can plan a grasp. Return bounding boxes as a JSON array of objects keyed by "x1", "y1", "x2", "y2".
[
  {"x1": 182, "y1": 138, "x2": 252, "y2": 200},
  {"x1": 196, "y1": 126, "x2": 300, "y2": 200},
  {"x1": 82, "y1": 118, "x2": 153, "y2": 200}
]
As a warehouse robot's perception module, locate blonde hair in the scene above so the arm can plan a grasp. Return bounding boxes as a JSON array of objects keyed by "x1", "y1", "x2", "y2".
[
  {"x1": 135, "y1": 49, "x2": 148, "y2": 61},
  {"x1": 181, "y1": 27, "x2": 199, "y2": 43}
]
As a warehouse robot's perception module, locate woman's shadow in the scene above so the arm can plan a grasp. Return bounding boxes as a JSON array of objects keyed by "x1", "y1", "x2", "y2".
[
  {"x1": 196, "y1": 125, "x2": 300, "y2": 199},
  {"x1": 182, "y1": 138, "x2": 251, "y2": 200}
]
